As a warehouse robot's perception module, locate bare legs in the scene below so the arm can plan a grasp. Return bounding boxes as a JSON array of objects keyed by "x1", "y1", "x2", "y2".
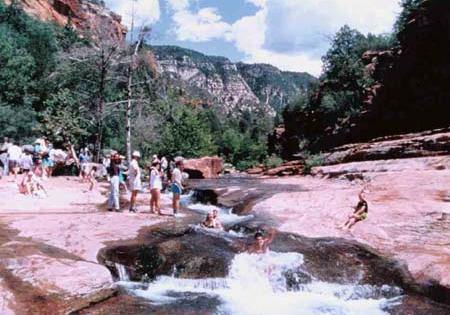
[
  {"x1": 150, "y1": 189, "x2": 161, "y2": 215},
  {"x1": 172, "y1": 193, "x2": 180, "y2": 215},
  {"x1": 130, "y1": 190, "x2": 138, "y2": 212}
]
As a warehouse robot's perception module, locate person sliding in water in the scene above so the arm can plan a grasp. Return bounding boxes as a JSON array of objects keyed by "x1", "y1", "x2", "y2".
[
  {"x1": 339, "y1": 190, "x2": 368, "y2": 230},
  {"x1": 246, "y1": 229, "x2": 276, "y2": 254},
  {"x1": 202, "y1": 211, "x2": 224, "y2": 230}
]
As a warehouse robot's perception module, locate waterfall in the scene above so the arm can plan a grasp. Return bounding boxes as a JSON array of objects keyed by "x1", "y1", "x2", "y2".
[
  {"x1": 122, "y1": 251, "x2": 403, "y2": 315},
  {"x1": 115, "y1": 263, "x2": 130, "y2": 282}
]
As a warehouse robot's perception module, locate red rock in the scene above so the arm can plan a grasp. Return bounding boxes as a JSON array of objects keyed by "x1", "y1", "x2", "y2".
[
  {"x1": 323, "y1": 128, "x2": 450, "y2": 165},
  {"x1": 221, "y1": 155, "x2": 450, "y2": 296},
  {"x1": 7, "y1": 0, "x2": 126, "y2": 43},
  {"x1": 247, "y1": 167, "x2": 264, "y2": 175},
  {"x1": 0, "y1": 177, "x2": 173, "y2": 313},
  {"x1": 183, "y1": 156, "x2": 223, "y2": 179},
  {"x1": 264, "y1": 165, "x2": 303, "y2": 176}
]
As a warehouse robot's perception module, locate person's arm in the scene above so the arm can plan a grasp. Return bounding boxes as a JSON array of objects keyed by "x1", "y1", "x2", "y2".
[{"x1": 264, "y1": 228, "x2": 277, "y2": 247}]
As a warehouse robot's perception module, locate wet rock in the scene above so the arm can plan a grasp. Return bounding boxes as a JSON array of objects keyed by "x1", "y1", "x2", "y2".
[
  {"x1": 184, "y1": 156, "x2": 224, "y2": 179},
  {"x1": 101, "y1": 227, "x2": 237, "y2": 281}
]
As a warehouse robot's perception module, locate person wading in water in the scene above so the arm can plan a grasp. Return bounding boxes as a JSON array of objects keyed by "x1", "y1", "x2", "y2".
[{"x1": 246, "y1": 229, "x2": 277, "y2": 254}]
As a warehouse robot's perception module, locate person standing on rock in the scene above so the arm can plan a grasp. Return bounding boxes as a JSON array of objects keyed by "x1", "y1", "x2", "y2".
[
  {"x1": 0, "y1": 137, "x2": 11, "y2": 176},
  {"x1": 7, "y1": 140, "x2": 22, "y2": 180},
  {"x1": 171, "y1": 159, "x2": 184, "y2": 216},
  {"x1": 107, "y1": 154, "x2": 122, "y2": 212},
  {"x1": 149, "y1": 160, "x2": 163, "y2": 215},
  {"x1": 128, "y1": 151, "x2": 142, "y2": 213}
]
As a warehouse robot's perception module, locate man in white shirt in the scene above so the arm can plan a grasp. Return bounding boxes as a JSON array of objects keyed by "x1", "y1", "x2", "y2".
[
  {"x1": 171, "y1": 159, "x2": 184, "y2": 216},
  {"x1": 7, "y1": 141, "x2": 22, "y2": 179},
  {"x1": 128, "y1": 151, "x2": 142, "y2": 212}
]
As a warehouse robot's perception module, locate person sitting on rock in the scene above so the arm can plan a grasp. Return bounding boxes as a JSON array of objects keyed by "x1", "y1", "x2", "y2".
[
  {"x1": 246, "y1": 229, "x2": 276, "y2": 254},
  {"x1": 202, "y1": 211, "x2": 223, "y2": 230},
  {"x1": 339, "y1": 191, "x2": 368, "y2": 230}
]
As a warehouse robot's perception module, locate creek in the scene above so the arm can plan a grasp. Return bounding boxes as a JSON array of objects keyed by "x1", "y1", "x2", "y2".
[{"x1": 92, "y1": 179, "x2": 449, "y2": 315}]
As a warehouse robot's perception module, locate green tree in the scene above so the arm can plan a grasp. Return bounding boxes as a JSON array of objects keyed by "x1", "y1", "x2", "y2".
[{"x1": 40, "y1": 89, "x2": 89, "y2": 143}]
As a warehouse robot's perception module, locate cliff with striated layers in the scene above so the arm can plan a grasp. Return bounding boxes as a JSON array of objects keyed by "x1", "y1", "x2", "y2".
[
  {"x1": 5, "y1": 0, "x2": 126, "y2": 42},
  {"x1": 152, "y1": 45, "x2": 316, "y2": 116}
]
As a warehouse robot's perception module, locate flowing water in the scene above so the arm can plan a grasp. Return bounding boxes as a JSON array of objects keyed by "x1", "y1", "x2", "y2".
[
  {"x1": 116, "y1": 251, "x2": 403, "y2": 315},
  {"x1": 102, "y1": 184, "x2": 448, "y2": 314}
]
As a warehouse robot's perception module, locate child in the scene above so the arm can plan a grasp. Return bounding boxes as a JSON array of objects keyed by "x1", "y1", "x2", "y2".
[
  {"x1": 339, "y1": 191, "x2": 368, "y2": 230},
  {"x1": 87, "y1": 166, "x2": 98, "y2": 191},
  {"x1": 202, "y1": 211, "x2": 224, "y2": 230}
]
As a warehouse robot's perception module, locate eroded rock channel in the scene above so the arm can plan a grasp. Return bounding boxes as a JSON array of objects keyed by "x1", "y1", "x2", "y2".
[{"x1": 85, "y1": 183, "x2": 450, "y2": 315}]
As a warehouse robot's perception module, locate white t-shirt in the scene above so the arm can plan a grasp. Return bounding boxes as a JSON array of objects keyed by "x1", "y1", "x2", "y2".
[
  {"x1": 150, "y1": 168, "x2": 163, "y2": 190},
  {"x1": 8, "y1": 145, "x2": 22, "y2": 161},
  {"x1": 129, "y1": 159, "x2": 140, "y2": 179},
  {"x1": 172, "y1": 167, "x2": 182, "y2": 185}
]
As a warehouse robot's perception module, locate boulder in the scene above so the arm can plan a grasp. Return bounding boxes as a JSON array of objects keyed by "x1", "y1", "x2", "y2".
[{"x1": 183, "y1": 156, "x2": 223, "y2": 179}]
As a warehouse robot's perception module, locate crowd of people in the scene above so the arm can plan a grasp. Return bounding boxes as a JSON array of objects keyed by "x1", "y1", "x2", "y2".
[
  {"x1": 0, "y1": 136, "x2": 72, "y2": 197},
  {"x1": 1, "y1": 136, "x2": 370, "y2": 254}
]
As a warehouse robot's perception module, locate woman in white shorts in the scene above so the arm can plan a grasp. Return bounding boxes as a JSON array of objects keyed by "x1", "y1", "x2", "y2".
[
  {"x1": 128, "y1": 151, "x2": 142, "y2": 212},
  {"x1": 149, "y1": 160, "x2": 163, "y2": 215}
]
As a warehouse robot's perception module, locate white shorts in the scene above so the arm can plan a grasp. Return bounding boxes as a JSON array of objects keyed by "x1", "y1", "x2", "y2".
[{"x1": 128, "y1": 176, "x2": 142, "y2": 191}]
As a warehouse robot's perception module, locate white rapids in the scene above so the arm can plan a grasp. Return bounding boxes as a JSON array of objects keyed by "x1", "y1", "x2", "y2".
[
  {"x1": 185, "y1": 202, "x2": 254, "y2": 226},
  {"x1": 117, "y1": 251, "x2": 403, "y2": 315}
]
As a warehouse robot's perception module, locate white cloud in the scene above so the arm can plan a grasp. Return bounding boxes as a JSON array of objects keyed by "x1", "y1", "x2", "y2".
[
  {"x1": 165, "y1": 0, "x2": 400, "y2": 76},
  {"x1": 167, "y1": 1, "x2": 231, "y2": 42},
  {"x1": 245, "y1": 0, "x2": 267, "y2": 8},
  {"x1": 166, "y1": 0, "x2": 190, "y2": 11},
  {"x1": 104, "y1": 0, "x2": 161, "y2": 27},
  {"x1": 172, "y1": 7, "x2": 231, "y2": 42}
]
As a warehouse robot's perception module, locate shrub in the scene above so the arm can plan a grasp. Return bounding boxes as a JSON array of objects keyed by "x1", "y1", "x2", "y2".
[{"x1": 303, "y1": 153, "x2": 325, "y2": 174}]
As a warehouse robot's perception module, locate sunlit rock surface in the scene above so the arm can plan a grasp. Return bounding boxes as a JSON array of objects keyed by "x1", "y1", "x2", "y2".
[{"x1": 0, "y1": 177, "x2": 171, "y2": 314}]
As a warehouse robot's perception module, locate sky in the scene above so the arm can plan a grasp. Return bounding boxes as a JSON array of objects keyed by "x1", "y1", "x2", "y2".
[{"x1": 104, "y1": 0, "x2": 401, "y2": 76}]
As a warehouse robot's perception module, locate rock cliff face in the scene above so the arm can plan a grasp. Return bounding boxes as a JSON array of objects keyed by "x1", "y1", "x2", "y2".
[
  {"x1": 7, "y1": 0, "x2": 126, "y2": 42},
  {"x1": 348, "y1": 0, "x2": 450, "y2": 142},
  {"x1": 152, "y1": 45, "x2": 316, "y2": 116}
]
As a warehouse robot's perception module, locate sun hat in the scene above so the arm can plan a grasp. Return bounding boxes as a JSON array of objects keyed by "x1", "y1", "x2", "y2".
[{"x1": 132, "y1": 151, "x2": 141, "y2": 158}]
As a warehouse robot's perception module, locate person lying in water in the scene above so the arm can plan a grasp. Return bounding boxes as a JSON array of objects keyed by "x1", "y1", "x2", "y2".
[
  {"x1": 246, "y1": 229, "x2": 276, "y2": 254},
  {"x1": 202, "y1": 211, "x2": 224, "y2": 230},
  {"x1": 339, "y1": 191, "x2": 368, "y2": 230}
]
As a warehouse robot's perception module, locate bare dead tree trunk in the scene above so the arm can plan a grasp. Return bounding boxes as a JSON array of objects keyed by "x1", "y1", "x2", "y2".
[
  {"x1": 96, "y1": 48, "x2": 107, "y2": 162},
  {"x1": 125, "y1": 25, "x2": 146, "y2": 162}
]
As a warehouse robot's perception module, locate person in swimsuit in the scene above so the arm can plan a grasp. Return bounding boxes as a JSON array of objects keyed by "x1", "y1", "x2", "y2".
[
  {"x1": 202, "y1": 211, "x2": 224, "y2": 230},
  {"x1": 246, "y1": 229, "x2": 276, "y2": 254},
  {"x1": 87, "y1": 166, "x2": 98, "y2": 191},
  {"x1": 339, "y1": 191, "x2": 368, "y2": 230}
]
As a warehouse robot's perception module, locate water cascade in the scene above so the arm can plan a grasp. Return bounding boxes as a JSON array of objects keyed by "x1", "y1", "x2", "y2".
[{"x1": 117, "y1": 251, "x2": 403, "y2": 315}]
